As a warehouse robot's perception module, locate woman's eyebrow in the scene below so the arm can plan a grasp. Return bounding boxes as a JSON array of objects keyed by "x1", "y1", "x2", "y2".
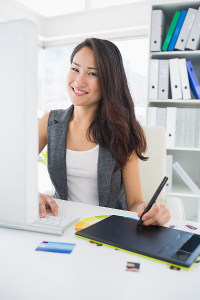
[{"x1": 72, "y1": 61, "x2": 97, "y2": 70}]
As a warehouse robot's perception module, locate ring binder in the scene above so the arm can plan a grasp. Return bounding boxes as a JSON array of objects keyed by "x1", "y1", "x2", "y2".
[
  {"x1": 186, "y1": 7, "x2": 200, "y2": 50},
  {"x1": 175, "y1": 8, "x2": 197, "y2": 51}
]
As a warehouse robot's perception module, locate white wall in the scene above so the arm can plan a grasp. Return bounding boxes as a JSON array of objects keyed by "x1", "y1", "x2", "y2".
[
  {"x1": 42, "y1": 2, "x2": 150, "y2": 39},
  {"x1": 0, "y1": 0, "x2": 191, "y2": 43},
  {"x1": 0, "y1": 0, "x2": 44, "y2": 27}
]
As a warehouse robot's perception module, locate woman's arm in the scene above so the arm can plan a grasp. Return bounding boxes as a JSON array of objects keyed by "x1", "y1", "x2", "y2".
[
  {"x1": 122, "y1": 153, "x2": 144, "y2": 211},
  {"x1": 38, "y1": 112, "x2": 49, "y2": 154},
  {"x1": 122, "y1": 154, "x2": 170, "y2": 226},
  {"x1": 38, "y1": 112, "x2": 58, "y2": 217}
]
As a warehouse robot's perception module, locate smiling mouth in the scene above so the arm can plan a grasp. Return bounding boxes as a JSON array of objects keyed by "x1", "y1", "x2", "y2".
[{"x1": 72, "y1": 87, "x2": 88, "y2": 95}]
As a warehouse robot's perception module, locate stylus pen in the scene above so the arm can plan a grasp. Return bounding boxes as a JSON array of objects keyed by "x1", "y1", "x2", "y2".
[{"x1": 137, "y1": 175, "x2": 168, "y2": 226}]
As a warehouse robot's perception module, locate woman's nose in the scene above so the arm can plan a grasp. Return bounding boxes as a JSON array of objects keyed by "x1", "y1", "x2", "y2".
[{"x1": 74, "y1": 73, "x2": 86, "y2": 88}]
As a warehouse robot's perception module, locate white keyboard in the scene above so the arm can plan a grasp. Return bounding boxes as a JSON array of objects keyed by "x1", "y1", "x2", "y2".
[{"x1": 26, "y1": 215, "x2": 79, "y2": 235}]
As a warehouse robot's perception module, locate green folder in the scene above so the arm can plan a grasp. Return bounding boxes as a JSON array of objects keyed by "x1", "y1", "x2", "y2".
[{"x1": 162, "y1": 11, "x2": 181, "y2": 51}]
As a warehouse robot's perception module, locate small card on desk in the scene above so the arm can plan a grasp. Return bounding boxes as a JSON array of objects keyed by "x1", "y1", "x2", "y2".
[{"x1": 35, "y1": 241, "x2": 76, "y2": 254}]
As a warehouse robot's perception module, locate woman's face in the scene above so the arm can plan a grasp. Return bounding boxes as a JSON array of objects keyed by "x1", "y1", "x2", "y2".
[{"x1": 67, "y1": 47, "x2": 101, "y2": 109}]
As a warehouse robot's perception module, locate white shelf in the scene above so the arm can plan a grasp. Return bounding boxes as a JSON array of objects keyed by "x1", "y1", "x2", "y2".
[
  {"x1": 167, "y1": 147, "x2": 200, "y2": 151},
  {"x1": 149, "y1": 100, "x2": 200, "y2": 104},
  {"x1": 167, "y1": 192, "x2": 200, "y2": 198},
  {"x1": 167, "y1": 183, "x2": 200, "y2": 198},
  {"x1": 149, "y1": 99, "x2": 200, "y2": 108},
  {"x1": 151, "y1": 50, "x2": 200, "y2": 58}
]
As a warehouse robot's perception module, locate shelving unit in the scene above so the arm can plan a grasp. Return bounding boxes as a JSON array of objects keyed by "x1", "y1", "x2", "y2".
[{"x1": 148, "y1": 1, "x2": 200, "y2": 221}]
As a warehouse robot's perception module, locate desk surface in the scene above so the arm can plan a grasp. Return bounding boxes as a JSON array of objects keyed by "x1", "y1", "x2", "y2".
[{"x1": 0, "y1": 200, "x2": 200, "y2": 300}]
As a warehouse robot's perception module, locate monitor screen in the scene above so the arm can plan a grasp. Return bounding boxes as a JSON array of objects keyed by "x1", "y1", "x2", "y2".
[{"x1": 0, "y1": 20, "x2": 39, "y2": 226}]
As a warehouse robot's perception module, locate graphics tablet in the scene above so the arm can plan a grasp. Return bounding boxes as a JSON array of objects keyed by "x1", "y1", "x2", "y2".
[{"x1": 75, "y1": 215, "x2": 200, "y2": 268}]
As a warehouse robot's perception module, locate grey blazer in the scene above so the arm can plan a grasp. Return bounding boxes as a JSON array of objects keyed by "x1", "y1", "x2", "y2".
[{"x1": 47, "y1": 105, "x2": 127, "y2": 210}]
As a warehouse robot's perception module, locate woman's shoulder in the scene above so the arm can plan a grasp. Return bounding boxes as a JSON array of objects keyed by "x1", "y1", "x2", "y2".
[
  {"x1": 49, "y1": 108, "x2": 66, "y2": 120},
  {"x1": 48, "y1": 105, "x2": 74, "y2": 125}
]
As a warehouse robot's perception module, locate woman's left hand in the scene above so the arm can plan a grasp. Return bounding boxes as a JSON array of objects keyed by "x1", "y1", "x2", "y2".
[{"x1": 136, "y1": 200, "x2": 170, "y2": 226}]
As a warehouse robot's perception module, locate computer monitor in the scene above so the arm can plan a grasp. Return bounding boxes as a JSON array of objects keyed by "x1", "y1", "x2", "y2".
[{"x1": 0, "y1": 20, "x2": 39, "y2": 227}]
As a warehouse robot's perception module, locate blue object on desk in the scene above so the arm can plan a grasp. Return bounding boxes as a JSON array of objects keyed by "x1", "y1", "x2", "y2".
[{"x1": 35, "y1": 241, "x2": 76, "y2": 254}]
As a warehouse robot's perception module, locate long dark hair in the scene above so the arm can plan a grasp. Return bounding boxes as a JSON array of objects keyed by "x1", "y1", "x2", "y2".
[{"x1": 70, "y1": 38, "x2": 147, "y2": 170}]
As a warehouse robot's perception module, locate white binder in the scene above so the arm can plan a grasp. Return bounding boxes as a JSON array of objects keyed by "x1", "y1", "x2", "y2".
[
  {"x1": 148, "y1": 59, "x2": 159, "y2": 100},
  {"x1": 178, "y1": 58, "x2": 191, "y2": 100},
  {"x1": 188, "y1": 108, "x2": 196, "y2": 148},
  {"x1": 166, "y1": 107, "x2": 177, "y2": 148},
  {"x1": 166, "y1": 155, "x2": 173, "y2": 193},
  {"x1": 158, "y1": 60, "x2": 169, "y2": 100},
  {"x1": 183, "y1": 109, "x2": 192, "y2": 148},
  {"x1": 147, "y1": 107, "x2": 157, "y2": 126},
  {"x1": 175, "y1": 108, "x2": 185, "y2": 148},
  {"x1": 156, "y1": 107, "x2": 166, "y2": 128},
  {"x1": 186, "y1": 7, "x2": 200, "y2": 50},
  {"x1": 195, "y1": 109, "x2": 200, "y2": 148},
  {"x1": 150, "y1": 10, "x2": 166, "y2": 52},
  {"x1": 175, "y1": 8, "x2": 197, "y2": 51},
  {"x1": 169, "y1": 58, "x2": 182, "y2": 100},
  {"x1": 179, "y1": 108, "x2": 190, "y2": 147}
]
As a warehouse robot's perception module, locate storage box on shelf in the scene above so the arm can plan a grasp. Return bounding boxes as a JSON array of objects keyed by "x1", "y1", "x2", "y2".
[{"x1": 147, "y1": 1, "x2": 200, "y2": 222}]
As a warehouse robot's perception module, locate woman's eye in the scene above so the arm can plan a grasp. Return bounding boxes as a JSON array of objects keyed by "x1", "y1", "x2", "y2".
[
  {"x1": 89, "y1": 72, "x2": 97, "y2": 76},
  {"x1": 71, "y1": 67, "x2": 79, "y2": 72}
]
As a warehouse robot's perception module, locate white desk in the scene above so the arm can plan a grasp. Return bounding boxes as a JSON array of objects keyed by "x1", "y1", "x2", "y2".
[{"x1": 0, "y1": 200, "x2": 200, "y2": 300}]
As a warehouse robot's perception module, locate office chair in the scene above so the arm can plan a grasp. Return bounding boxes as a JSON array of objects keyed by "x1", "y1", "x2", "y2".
[{"x1": 139, "y1": 126, "x2": 185, "y2": 220}]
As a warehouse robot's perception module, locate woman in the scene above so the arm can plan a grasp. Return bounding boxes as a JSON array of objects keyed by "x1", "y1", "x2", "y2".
[{"x1": 39, "y1": 38, "x2": 170, "y2": 226}]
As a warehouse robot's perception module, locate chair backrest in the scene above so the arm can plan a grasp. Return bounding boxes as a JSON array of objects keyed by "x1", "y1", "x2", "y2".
[{"x1": 139, "y1": 127, "x2": 166, "y2": 203}]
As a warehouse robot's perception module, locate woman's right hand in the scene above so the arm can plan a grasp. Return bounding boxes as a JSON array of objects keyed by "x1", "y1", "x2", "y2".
[{"x1": 39, "y1": 193, "x2": 58, "y2": 217}]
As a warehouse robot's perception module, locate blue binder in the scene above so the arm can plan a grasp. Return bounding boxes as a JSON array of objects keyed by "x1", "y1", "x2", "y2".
[
  {"x1": 186, "y1": 61, "x2": 200, "y2": 99},
  {"x1": 168, "y1": 10, "x2": 188, "y2": 51}
]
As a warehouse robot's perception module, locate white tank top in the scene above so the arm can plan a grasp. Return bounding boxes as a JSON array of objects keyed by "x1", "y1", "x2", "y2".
[{"x1": 66, "y1": 145, "x2": 99, "y2": 205}]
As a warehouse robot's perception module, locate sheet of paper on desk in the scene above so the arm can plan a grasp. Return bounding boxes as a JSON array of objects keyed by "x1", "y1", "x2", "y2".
[{"x1": 35, "y1": 241, "x2": 76, "y2": 254}]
